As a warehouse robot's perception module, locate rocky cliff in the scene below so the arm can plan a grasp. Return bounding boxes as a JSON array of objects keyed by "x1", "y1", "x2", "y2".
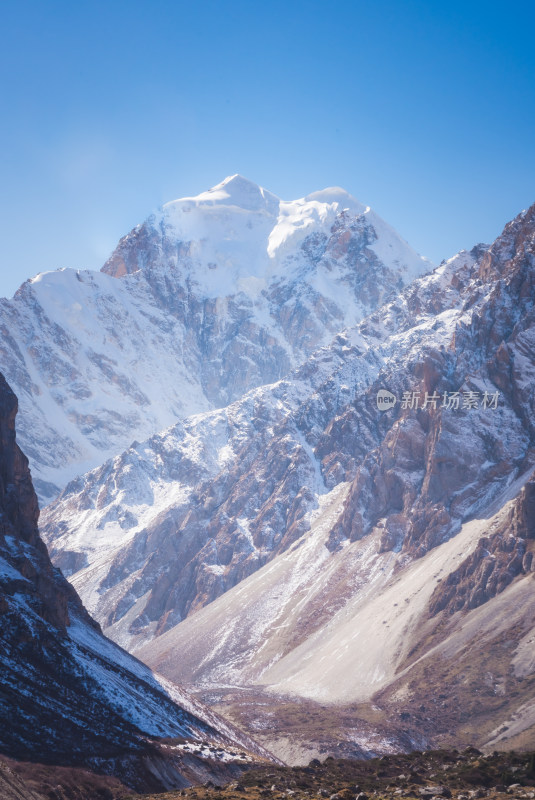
[
  {"x1": 0, "y1": 372, "x2": 272, "y2": 793},
  {"x1": 428, "y1": 473, "x2": 535, "y2": 615}
]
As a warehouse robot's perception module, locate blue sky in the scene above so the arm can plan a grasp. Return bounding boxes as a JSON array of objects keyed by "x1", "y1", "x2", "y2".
[{"x1": 1, "y1": 0, "x2": 534, "y2": 299}]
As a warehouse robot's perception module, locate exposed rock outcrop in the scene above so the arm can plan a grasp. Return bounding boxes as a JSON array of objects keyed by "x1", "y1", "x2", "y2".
[
  {"x1": 0, "y1": 374, "x2": 94, "y2": 632},
  {"x1": 428, "y1": 472, "x2": 535, "y2": 615}
]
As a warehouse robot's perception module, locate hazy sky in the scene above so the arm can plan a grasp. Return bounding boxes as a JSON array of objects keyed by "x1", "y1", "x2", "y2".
[{"x1": 1, "y1": 0, "x2": 534, "y2": 299}]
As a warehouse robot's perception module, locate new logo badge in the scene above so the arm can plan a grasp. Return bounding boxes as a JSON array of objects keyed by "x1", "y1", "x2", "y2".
[{"x1": 376, "y1": 389, "x2": 397, "y2": 411}]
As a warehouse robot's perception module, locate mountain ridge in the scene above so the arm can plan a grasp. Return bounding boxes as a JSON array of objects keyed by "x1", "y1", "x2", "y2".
[
  {"x1": 39, "y1": 200, "x2": 535, "y2": 762},
  {"x1": 0, "y1": 177, "x2": 432, "y2": 504},
  {"x1": 42, "y1": 202, "x2": 535, "y2": 650},
  {"x1": 4, "y1": 181, "x2": 534, "y2": 768}
]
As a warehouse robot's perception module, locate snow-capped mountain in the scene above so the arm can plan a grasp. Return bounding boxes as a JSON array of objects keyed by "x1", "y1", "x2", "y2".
[
  {"x1": 41, "y1": 193, "x2": 535, "y2": 762},
  {"x1": 0, "y1": 176, "x2": 431, "y2": 504},
  {"x1": 0, "y1": 372, "x2": 273, "y2": 792},
  {"x1": 6, "y1": 171, "x2": 534, "y2": 763},
  {"x1": 141, "y1": 205, "x2": 535, "y2": 760}
]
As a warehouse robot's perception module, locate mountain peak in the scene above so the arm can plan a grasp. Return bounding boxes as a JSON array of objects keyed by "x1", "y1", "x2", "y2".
[
  {"x1": 99, "y1": 176, "x2": 432, "y2": 293},
  {"x1": 215, "y1": 173, "x2": 274, "y2": 196},
  {"x1": 163, "y1": 174, "x2": 280, "y2": 214}
]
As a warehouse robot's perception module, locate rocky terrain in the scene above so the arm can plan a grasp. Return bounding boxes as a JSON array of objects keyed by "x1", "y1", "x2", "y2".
[
  {"x1": 0, "y1": 176, "x2": 430, "y2": 504},
  {"x1": 3, "y1": 174, "x2": 534, "y2": 784},
  {"x1": 0, "y1": 372, "x2": 274, "y2": 796},
  {"x1": 3, "y1": 746, "x2": 534, "y2": 800},
  {"x1": 130, "y1": 748, "x2": 535, "y2": 800},
  {"x1": 40, "y1": 201, "x2": 535, "y2": 760},
  {"x1": 41, "y1": 205, "x2": 534, "y2": 631},
  {"x1": 0, "y1": 755, "x2": 129, "y2": 799}
]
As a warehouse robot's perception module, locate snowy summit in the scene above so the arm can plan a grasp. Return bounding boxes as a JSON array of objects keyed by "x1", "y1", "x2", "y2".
[
  {"x1": 104, "y1": 174, "x2": 431, "y2": 296},
  {"x1": 1, "y1": 175, "x2": 433, "y2": 503}
]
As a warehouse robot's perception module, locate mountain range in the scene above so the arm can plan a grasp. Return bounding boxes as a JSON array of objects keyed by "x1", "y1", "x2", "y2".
[
  {"x1": 0, "y1": 175, "x2": 430, "y2": 505},
  {"x1": 1, "y1": 176, "x2": 534, "y2": 786}
]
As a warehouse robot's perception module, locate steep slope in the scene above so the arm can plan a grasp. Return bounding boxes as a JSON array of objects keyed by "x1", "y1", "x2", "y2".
[
  {"x1": 0, "y1": 176, "x2": 431, "y2": 504},
  {"x1": 131, "y1": 203, "x2": 535, "y2": 760},
  {"x1": 137, "y1": 470, "x2": 533, "y2": 697},
  {"x1": 0, "y1": 372, "x2": 272, "y2": 794},
  {"x1": 141, "y1": 531, "x2": 534, "y2": 764},
  {"x1": 41, "y1": 332, "x2": 377, "y2": 650},
  {"x1": 42, "y1": 200, "x2": 535, "y2": 685}
]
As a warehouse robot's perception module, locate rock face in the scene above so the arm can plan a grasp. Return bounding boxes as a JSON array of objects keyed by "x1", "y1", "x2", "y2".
[
  {"x1": 0, "y1": 373, "x2": 85, "y2": 631},
  {"x1": 0, "y1": 176, "x2": 431, "y2": 504},
  {"x1": 428, "y1": 474, "x2": 535, "y2": 616},
  {"x1": 42, "y1": 204, "x2": 535, "y2": 667},
  {"x1": 0, "y1": 373, "x2": 271, "y2": 792}
]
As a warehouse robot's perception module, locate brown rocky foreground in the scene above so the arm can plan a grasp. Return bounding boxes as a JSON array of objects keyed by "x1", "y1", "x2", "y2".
[{"x1": 129, "y1": 748, "x2": 535, "y2": 800}]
